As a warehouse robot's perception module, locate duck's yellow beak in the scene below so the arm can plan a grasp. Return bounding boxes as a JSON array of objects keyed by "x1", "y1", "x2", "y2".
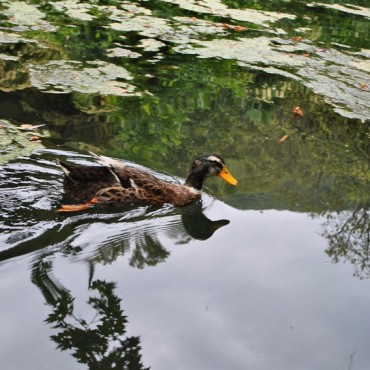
[{"x1": 218, "y1": 166, "x2": 238, "y2": 185}]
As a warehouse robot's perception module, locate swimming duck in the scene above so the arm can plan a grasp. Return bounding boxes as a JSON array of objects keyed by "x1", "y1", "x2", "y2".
[{"x1": 58, "y1": 153, "x2": 237, "y2": 212}]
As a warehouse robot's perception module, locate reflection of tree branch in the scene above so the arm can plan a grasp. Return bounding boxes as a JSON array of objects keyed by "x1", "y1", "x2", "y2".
[
  {"x1": 348, "y1": 347, "x2": 357, "y2": 370},
  {"x1": 31, "y1": 256, "x2": 70, "y2": 306},
  {"x1": 32, "y1": 257, "x2": 149, "y2": 369},
  {"x1": 129, "y1": 233, "x2": 169, "y2": 269},
  {"x1": 48, "y1": 279, "x2": 149, "y2": 369},
  {"x1": 323, "y1": 205, "x2": 370, "y2": 279}
]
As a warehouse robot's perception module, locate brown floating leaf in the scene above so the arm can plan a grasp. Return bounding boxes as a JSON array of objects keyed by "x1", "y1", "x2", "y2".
[
  {"x1": 29, "y1": 135, "x2": 41, "y2": 142},
  {"x1": 359, "y1": 83, "x2": 368, "y2": 90},
  {"x1": 278, "y1": 134, "x2": 289, "y2": 143},
  {"x1": 293, "y1": 106, "x2": 303, "y2": 116},
  {"x1": 19, "y1": 124, "x2": 45, "y2": 131},
  {"x1": 0, "y1": 124, "x2": 5, "y2": 129},
  {"x1": 233, "y1": 25, "x2": 247, "y2": 32},
  {"x1": 20, "y1": 124, "x2": 34, "y2": 130},
  {"x1": 221, "y1": 24, "x2": 247, "y2": 31},
  {"x1": 293, "y1": 36, "x2": 302, "y2": 42}
]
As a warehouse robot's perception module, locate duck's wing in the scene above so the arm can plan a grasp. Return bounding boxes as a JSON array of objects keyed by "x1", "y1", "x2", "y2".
[
  {"x1": 89, "y1": 152, "x2": 162, "y2": 186},
  {"x1": 60, "y1": 160, "x2": 121, "y2": 202},
  {"x1": 89, "y1": 153, "x2": 202, "y2": 206},
  {"x1": 59, "y1": 161, "x2": 119, "y2": 183}
]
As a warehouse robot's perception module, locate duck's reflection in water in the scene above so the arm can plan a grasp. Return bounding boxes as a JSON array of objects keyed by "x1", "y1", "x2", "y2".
[{"x1": 181, "y1": 201, "x2": 230, "y2": 240}]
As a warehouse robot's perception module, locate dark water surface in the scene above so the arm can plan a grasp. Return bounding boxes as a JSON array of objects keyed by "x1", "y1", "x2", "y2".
[{"x1": 0, "y1": 1, "x2": 369, "y2": 369}]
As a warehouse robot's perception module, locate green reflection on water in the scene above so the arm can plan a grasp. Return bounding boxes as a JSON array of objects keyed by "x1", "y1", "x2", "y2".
[
  {"x1": 0, "y1": 0, "x2": 368, "y2": 214},
  {"x1": 0, "y1": 0, "x2": 368, "y2": 258}
]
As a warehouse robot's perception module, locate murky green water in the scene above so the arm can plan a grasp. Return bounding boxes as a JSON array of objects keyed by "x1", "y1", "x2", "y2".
[{"x1": 0, "y1": 1, "x2": 369, "y2": 369}]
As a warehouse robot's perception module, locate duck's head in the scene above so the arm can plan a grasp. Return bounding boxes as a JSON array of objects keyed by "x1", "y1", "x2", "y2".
[{"x1": 185, "y1": 154, "x2": 238, "y2": 190}]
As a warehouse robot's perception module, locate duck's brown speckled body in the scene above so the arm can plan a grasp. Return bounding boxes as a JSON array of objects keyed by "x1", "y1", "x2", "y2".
[{"x1": 58, "y1": 153, "x2": 237, "y2": 212}]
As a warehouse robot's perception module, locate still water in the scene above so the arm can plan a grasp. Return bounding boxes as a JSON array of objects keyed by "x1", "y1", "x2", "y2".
[{"x1": 0, "y1": 0, "x2": 369, "y2": 369}]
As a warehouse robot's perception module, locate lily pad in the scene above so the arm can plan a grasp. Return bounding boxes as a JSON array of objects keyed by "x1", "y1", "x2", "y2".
[
  {"x1": 107, "y1": 47, "x2": 142, "y2": 58},
  {"x1": 0, "y1": 120, "x2": 49, "y2": 164},
  {"x1": 0, "y1": 30, "x2": 36, "y2": 45},
  {"x1": 0, "y1": 53, "x2": 18, "y2": 61},
  {"x1": 28, "y1": 60, "x2": 142, "y2": 96},
  {"x1": 51, "y1": 0, "x2": 95, "y2": 21},
  {"x1": 173, "y1": 36, "x2": 304, "y2": 66},
  {"x1": 2, "y1": 1, "x2": 58, "y2": 31},
  {"x1": 307, "y1": 3, "x2": 370, "y2": 19},
  {"x1": 350, "y1": 60, "x2": 370, "y2": 73},
  {"x1": 109, "y1": 15, "x2": 173, "y2": 38},
  {"x1": 160, "y1": 0, "x2": 295, "y2": 27},
  {"x1": 137, "y1": 38, "x2": 166, "y2": 52}
]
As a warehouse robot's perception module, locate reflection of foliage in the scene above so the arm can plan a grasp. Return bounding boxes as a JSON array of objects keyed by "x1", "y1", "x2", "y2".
[
  {"x1": 31, "y1": 253, "x2": 149, "y2": 369},
  {"x1": 129, "y1": 232, "x2": 170, "y2": 269},
  {"x1": 323, "y1": 205, "x2": 370, "y2": 279},
  {"x1": 44, "y1": 278, "x2": 149, "y2": 369},
  {"x1": 47, "y1": 280, "x2": 148, "y2": 370},
  {"x1": 90, "y1": 223, "x2": 171, "y2": 269}
]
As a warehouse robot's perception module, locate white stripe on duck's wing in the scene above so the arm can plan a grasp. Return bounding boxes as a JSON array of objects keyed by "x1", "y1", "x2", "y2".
[
  {"x1": 59, "y1": 162, "x2": 71, "y2": 177},
  {"x1": 129, "y1": 179, "x2": 140, "y2": 190},
  {"x1": 89, "y1": 151, "x2": 130, "y2": 185},
  {"x1": 88, "y1": 151, "x2": 126, "y2": 169}
]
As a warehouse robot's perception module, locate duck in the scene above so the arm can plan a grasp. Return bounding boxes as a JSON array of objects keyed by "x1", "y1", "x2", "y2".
[{"x1": 57, "y1": 152, "x2": 237, "y2": 212}]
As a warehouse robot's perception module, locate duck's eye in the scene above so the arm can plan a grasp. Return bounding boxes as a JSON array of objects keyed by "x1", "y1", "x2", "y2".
[{"x1": 193, "y1": 159, "x2": 202, "y2": 167}]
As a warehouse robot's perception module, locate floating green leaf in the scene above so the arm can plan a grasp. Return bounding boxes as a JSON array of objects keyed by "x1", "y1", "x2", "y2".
[
  {"x1": 0, "y1": 120, "x2": 49, "y2": 164},
  {"x1": 51, "y1": 0, "x2": 95, "y2": 21},
  {"x1": 2, "y1": 0, "x2": 58, "y2": 31},
  {"x1": 28, "y1": 60, "x2": 142, "y2": 96}
]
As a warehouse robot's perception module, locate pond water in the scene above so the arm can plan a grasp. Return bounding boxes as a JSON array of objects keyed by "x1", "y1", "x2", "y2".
[{"x1": 0, "y1": 1, "x2": 369, "y2": 369}]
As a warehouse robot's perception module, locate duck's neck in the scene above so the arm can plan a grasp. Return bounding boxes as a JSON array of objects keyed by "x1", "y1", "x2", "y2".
[{"x1": 184, "y1": 172, "x2": 205, "y2": 190}]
